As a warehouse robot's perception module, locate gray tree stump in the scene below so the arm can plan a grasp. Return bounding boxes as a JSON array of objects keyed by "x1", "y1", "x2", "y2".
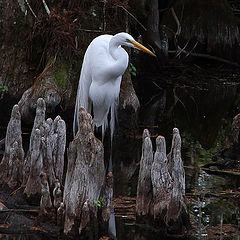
[
  {"x1": 24, "y1": 98, "x2": 66, "y2": 200},
  {"x1": 63, "y1": 107, "x2": 105, "y2": 238},
  {"x1": 100, "y1": 171, "x2": 116, "y2": 238},
  {"x1": 24, "y1": 128, "x2": 42, "y2": 198},
  {"x1": 167, "y1": 128, "x2": 187, "y2": 229},
  {"x1": 39, "y1": 171, "x2": 55, "y2": 218},
  {"x1": 136, "y1": 129, "x2": 153, "y2": 216},
  {"x1": 117, "y1": 71, "x2": 140, "y2": 137},
  {"x1": 151, "y1": 135, "x2": 172, "y2": 219},
  {"x1": 0, "y1": 105, "x2": 25, "y2": 188},
  {"x1": 101, "y1": 172, "x2": 114, "y2": 223},
  {"x1": 18, "y1": 76, "x2": 62, "y2": 124},
  {"x1": 168, "y1": 128, "x2": 182, "y2": 177},
  {"x1": 136, "y1": 128, "x2": 190, "y2": 236},
  {"x1": 53, "y1": 179, "x2": 62, "y2": 209}
]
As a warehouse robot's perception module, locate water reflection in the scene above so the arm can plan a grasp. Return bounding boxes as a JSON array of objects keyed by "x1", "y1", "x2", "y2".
[
  {"x1": 185, "y1": 168, "x2": 240, "y2": 239},
  {"x1": 140, "y1": 82, "x2": 239, "y2": 150},
  {"x1": 113, "y1": 81, "x2": 240, "y2": 239},
  {"x1": 1, "y1": 77, "x2": 240, "y2": 239}
]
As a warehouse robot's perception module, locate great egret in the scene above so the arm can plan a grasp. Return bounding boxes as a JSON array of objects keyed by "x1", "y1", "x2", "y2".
[{"x1": 73, "y1": 32, "x2": 155, "y2": 139}]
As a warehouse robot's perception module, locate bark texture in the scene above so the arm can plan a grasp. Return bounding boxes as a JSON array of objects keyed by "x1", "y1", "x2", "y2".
[
  {"x1": 63, "y1": 107, "x2": 105, "y2": 238},
  {"x1": 0, "y1": 104, "x2": 24, "y2": 188},
  {"x1": 118, "y1": 71, "x2": 140, "y2": 137},
  {"x1": 136, "y1": 129, "x2": 153, "y2": 216},
  {"x1": 24, "y1": 98, "x2": 66, "y2": 200},
  {"x1": 0, "y1": 0, "x2": 33, "y2": 98},
  {"x1": 167, "y1": 128, "x2": 187, "y2": 231},
  {"x1": 17, "y1": 65, "x2": 71, "y2": 124},
  {"x1": 151, "y1": 135, "x2": 172, "y2": 219},
  {"x1": 39, "y1": 171, "x2": 55, "y2": 218},
  {"x1": 136, "y1": 128, "x2": 189, "y2": 235}
]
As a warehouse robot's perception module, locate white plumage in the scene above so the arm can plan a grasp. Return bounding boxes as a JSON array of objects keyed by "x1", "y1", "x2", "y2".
[{"x1": 73, "y1": 32, "x2": 155, "y2": 139}]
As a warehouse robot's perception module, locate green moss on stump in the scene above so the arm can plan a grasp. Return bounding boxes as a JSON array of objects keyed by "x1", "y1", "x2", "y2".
[{"x1": 54, "y1": 64, "x2": 69, "y2": 89}]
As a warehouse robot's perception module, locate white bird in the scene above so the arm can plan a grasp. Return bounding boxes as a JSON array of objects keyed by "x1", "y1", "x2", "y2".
[{"x1": 73, "y1": 32, "x2": 155, "y2": 139}]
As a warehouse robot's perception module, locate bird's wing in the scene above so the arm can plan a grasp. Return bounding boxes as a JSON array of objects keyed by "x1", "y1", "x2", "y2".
[
  {"x1": 73, "y1": 35, "x2": 113, "y2": 136},
  {"x1": 73, "y1": 43, "x2": 92, "y2": 135},
  {"x1": 89, "y1": 75, "x2": 121, "y2": 126}
]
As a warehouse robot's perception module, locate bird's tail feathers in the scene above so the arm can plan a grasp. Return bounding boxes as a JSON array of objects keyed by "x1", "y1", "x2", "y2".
[
  {"x1": 73, "y1": 90, "x2": 80, "y2": 137},
  {"x1": 99, "y1": 117, "x2": 108, "y2": 141},
  {"x1": 73, "y1": 62, "x2": 91, "y2": 137},
  {"x1": 110, "y1": 98, "x2": 118, "y2": 141},
  {"x1": 93, "y1": 98, "x2": 118, "y2": 141}
]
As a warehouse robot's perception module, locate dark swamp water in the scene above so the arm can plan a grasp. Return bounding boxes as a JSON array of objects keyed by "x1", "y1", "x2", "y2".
[
  {"x1": 112, "y1": 67, "x2": 240, "y2": 240},
  {"x1": 1, "y1": 67, "x2": 240, "y2": 239}
]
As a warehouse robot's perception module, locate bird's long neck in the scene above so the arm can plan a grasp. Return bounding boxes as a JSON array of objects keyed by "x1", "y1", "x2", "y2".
[
  {"x1": 109, "y1": 37, "x2": 128, "y2": 77},
  {"x1": 109, "y1": 37, "x2": 122, "y2": 60}
]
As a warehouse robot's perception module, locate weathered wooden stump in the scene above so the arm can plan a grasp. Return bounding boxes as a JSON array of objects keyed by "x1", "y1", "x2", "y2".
[
  {"x1": 0, "y1": 104, "x2": 25, "y2": 189},
  {"x1": 18, "y1": 77, "x2": 61, "y2": 124},
  {"x1": 0, "y1": 97, "x2": 67, "y2": 234},
  {"x1": 167, "y1": 128, "x2": 187, "y2": 229},
  {"x1": 39, "y1": 171, "x2": 55, "y2": 219},
  {"x1": 136, "y1": 128, "x2": 190, "y2": 236},
  {"x1": 100, "y1": 171, "x2": 116, "y2": 239},
  {"x1": 63, "y1": 107, "x2": 106, "y2": 238},
  {"x1": 136, "y1": 129, "x2": 153, "y2": 216},
  {"x1": 151, "y1": 135, "x2": 172, "y2": 219},
  {"x1": 117, "y1": 71, "x2": 140, "y2": 137},
  {"x1": 24, "y1": 98, "x2": 66, "y2": 202}
]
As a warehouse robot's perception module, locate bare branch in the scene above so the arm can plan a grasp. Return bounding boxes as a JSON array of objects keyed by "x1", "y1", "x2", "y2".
[
  {"x1": 116, "y1": 5, "x2": 147, "y2": 31},
  {"x1": 25, "y1": 0, "x2": 37, "y2": 18},
  {"x1": 171, "y1": 7, "x2": 181, "y2": 37},
  {"x1": 169, "y1": 6, "x2": 239, "y2": 67},
  {"x1": 169, "y1": 49, "x2": 240, "y2": 67},
  {"x1": 78, "y1": 28, "x2": 103, "y2": 33},
  {"x1": 42, "y1": 0, "x2": 51, "y2": 15}
]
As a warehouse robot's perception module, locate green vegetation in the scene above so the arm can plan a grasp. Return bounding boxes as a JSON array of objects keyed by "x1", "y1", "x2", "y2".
[
  {"x1": 94, "y1": 197, "x2": 103, "y2": 208},
  {"x1": 182, "y1": 118, "x2": 233, "y2": 166},
  {"x1": 54, "y1": 63, "x2": 69, "y2": 89},
  {"x1": 129, "y1": 63, "x2": 137, "y2": 77},
  {"x1": 0, "y1": 84, "x2": 8, "y2": 92}
]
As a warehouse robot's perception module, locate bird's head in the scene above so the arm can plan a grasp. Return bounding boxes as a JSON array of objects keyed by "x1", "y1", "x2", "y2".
[{"x1": 116, "y1": 32, "x2": 156, "y2": 57}]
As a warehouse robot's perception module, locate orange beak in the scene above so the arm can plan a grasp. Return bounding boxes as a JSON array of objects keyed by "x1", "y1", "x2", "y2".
[{"x1": 129, "y1": 40, "x2": 156, "y2": 57}]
